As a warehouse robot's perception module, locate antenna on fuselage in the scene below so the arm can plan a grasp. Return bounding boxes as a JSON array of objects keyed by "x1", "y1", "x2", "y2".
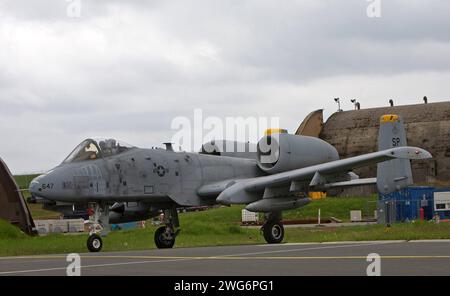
[{"x1": 163, "y1": 142, "x2": 174, "y2": 151}]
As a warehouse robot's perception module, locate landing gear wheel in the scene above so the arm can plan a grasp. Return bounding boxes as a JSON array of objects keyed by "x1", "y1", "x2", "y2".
[
  {"x1": 263, "y1": 221, "x2": 284, "y2": 244},
  {"x1": 154, "y1": 226, "x2": 175, "y2": 249},
  {"x1": 87, "y1": 234, "x2": 103, "y2": 252}
]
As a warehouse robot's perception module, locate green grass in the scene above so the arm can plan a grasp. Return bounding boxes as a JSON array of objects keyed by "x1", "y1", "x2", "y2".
[
  {"x1": 14, "y1": 174, "x2": 40, "y2": 190},
  {"x1": 1, "y1": 175, "x2": 447, "y2": 256},
  {"x1": 0, "y1": 219, "x2": 29, "y2": 240},
  {"x1": 0, "y1": 207, "x2": 263, "y2": 256},
  {"x1": 285, "y1": 222, "x2": 450, "y2": 242},
  {"x1": 284, "y1": 196, "x2": 377, "y2": 221},
  {"x1": 27, "y1": 203, "x2": 60, "y2": 219},
  {"x1": 1, "y1": 203, "x2": 450, "y2": 256}
]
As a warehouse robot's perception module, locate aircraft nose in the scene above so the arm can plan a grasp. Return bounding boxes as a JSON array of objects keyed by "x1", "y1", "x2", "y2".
[
  {"x1": 28, "y1": 173, "x2": 55, "y2": 198},
  {"x1": 29, "y1": 176, "x2": 43, "y2": 196},
  {"x1": 28, "y1": 167, "x2": 76, "y2": 202}
]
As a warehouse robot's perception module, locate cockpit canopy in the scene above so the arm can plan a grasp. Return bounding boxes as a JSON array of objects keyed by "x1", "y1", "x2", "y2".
[{"x1": 63, "y1": 138, "x2": 135, "y2": 163}]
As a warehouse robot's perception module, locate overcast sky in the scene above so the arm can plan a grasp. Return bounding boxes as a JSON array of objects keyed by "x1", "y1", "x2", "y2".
[{"x1": 0, "y1": 0, "x2": 449, "y2": 174}]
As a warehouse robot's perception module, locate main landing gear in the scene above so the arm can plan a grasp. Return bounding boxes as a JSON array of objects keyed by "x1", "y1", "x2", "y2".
[
  {"x1": 154, "y1": 208, "x2": 180, "y2": 249},
  {"x1": 86, "y1": 203, "x2": 110, "y2": 252},
  {"x1": 84, "y1": 204, "x2": 181, "y2": 252},
  {"x1": 261, "y1": 212, "x2": 284, "y2": 244}
]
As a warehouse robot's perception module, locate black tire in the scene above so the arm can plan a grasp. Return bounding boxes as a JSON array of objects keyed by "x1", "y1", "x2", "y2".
[
  {"x1": 87, "y1": 234, "x2": 103, "y2": 252},
  {"x1": 154, "y1": 226, "x2": 175, "y2": 249},
  {"x1": 263, "y1": 221, "x2": 284, "y2": 244}
]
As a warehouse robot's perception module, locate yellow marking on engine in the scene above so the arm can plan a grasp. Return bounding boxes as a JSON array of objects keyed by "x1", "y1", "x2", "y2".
[
  {"x1": 309, "y1": 191, "x2": 327, "y2": 200},
  {"x1": 380, "y1": 114, "x2": 399, "y2": 123},
  {"x1": 264, "y1": 128, "x2": 288, "y2": 136}
]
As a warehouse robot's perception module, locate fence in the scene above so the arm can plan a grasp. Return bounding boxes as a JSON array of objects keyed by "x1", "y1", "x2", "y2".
[{"x1": 376, "y1": 199, "x2": 433, "y2": 224}]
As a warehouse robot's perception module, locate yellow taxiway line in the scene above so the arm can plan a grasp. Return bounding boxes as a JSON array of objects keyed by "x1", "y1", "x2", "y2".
[{"x1": 2, "y1": 255, "x2": 450, "y2": 261}]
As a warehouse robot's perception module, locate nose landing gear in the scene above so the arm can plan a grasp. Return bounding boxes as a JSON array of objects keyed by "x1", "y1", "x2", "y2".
[
  {"x1": 86, "y1": 203, "x2": 110, "y2": 252},
  {"x1": 87, "y1": 233, "x2": 103, "y2": 252}
]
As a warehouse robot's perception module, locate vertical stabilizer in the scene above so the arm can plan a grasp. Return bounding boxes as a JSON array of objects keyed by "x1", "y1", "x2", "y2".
[{"x1": 377, "y1": 115, "x2": 413, "y2": 194}]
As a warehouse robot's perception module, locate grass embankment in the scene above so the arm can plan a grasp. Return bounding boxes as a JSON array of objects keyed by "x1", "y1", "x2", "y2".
[
  {"x1": 284, "y1": 196, "x2": 377, "y2": 221},
  {"x1": 14, "y1": 174, "x2": 40, "y2": 190},
  {"x1": 2, "y1": 201, "x2": 450, "y2": 256},
  {"x1": 2, "y1": 175, "x2": 448, "y2": 256}
]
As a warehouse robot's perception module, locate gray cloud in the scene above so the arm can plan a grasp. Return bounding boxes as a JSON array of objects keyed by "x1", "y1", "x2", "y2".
[{"x1": 0, "y1": 0, "x2": 449, "y2": 173}]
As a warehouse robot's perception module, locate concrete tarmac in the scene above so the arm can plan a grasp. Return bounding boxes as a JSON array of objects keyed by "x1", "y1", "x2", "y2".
[{"x1": 1, "y1": 240, "x2": 450, "y2": 276}]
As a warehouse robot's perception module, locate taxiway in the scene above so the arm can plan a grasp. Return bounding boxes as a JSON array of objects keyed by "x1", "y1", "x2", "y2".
[{"x1": 1, "y1": 240, "x2": 450, "y2": 276}]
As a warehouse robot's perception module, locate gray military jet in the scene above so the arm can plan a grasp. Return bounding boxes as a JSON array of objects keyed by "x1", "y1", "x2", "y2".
[{"x1": 29, "y1": 114, "x2": 431, "y2": 252}]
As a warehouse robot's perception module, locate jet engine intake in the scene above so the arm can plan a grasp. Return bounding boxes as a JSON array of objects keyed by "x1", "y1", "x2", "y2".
[{"x1": 257, "y1": 134, "x2": 339, "y2": 174}]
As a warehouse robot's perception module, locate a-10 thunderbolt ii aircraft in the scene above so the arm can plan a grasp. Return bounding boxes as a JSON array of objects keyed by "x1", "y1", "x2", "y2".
[{"x1": 29, "y1": 114, "x2": 431, "y2": 252}]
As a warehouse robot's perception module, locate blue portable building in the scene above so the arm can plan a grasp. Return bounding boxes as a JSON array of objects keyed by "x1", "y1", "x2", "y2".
[{"x1": 378, "y1": 186, "x2": 435, "y2": 222}]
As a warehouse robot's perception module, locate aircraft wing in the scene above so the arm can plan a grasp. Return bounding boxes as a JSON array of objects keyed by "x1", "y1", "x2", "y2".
[
  {"x1": 197, "y1": 179, "x2": 244, "y2": 198},
  {"x1": 215, "y1": 146, "x2": 431, "y2": 205},
  {"x1": 245, "y1": 147, "x2": 429, "y2": 192}
]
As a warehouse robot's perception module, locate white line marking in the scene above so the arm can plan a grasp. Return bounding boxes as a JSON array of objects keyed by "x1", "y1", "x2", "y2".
[
  {"x1": 256, "y1": 240, "x2": 420, "y2": 247},
  {"x1": 0, "y1": 258, "x2": 191, "y2": 275},
  {"x1": 409, "y1": 239, "x2": 450, "y2": 243},
  {"x1": 224, "y1": 241, "x2": 395, "y2": 257}
]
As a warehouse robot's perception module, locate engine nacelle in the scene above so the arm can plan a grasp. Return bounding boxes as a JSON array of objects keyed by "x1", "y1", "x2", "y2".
[{"x1": 257, "y1": 134, "x2": 339, "y2": 174}]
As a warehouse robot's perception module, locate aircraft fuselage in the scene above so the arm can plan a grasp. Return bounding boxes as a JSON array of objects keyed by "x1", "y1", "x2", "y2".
[{"x1": 30, "y1": 147, "x2": 262, "y2": 207}]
